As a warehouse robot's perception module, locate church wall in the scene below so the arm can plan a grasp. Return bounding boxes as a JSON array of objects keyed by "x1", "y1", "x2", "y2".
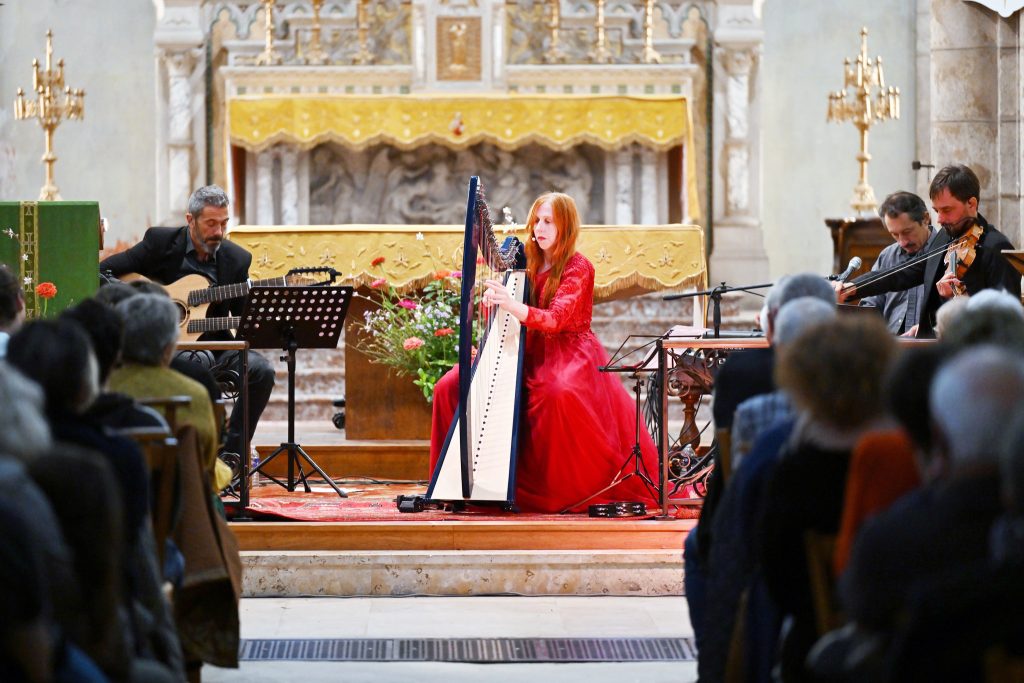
[
  {"x1": 0, "y1": 1, "x2": 157, "y2": 245},
  {"x1": 760, "y1": 0, "x2": 918, "y2": 279}
]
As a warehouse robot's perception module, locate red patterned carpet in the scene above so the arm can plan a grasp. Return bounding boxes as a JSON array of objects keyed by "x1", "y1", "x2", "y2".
[{"x1": 226, "y1": 483, "x2": 700, "y2": 522}]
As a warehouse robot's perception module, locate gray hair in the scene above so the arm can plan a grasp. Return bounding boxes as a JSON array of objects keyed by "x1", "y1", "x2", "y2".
[
  {"x1": 0, "y1": 362, "x2": 52, "y2": 461},
  {"x1": 187, "y1": 184, "x2": 230, "y2": 219},
  {"x1": 116, "y1": 294, "x2": 179, "y2": 366},
  {"x1": 930, "y1": 346, "x2": 1024, "y2": 466},
  {"x1": 999, "y1": 408, "x2": 1024, "y2": 513},
  {"x1": 966, "y1": 289, "x2": 1024, "y2": 318},
  {"x1": 935, "y1": 297, "x2": 970, "y2": 339},
  {"x1": 773, "y1": 297, "x2": 838, "y2": 347},
  {"x1": 776, "y1": 272, "x2": 836, "y2": 309}
]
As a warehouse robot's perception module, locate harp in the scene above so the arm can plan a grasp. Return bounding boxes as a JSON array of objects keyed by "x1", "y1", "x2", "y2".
[{"x1": 426, "y1": 176, "x2": 529, "y2": 506}]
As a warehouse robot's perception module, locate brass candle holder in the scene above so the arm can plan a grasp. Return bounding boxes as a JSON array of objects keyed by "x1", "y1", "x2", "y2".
[
  {"x1": 543, "y1": 0, "x2": 567, "y2": 64},
  {"x1": 13, "y1": 30, "x2": 85, "y2": 201},
  {"x1": 827, "y1": 27, "x2": 900, "y2": 214},
  {"x1": 302, "y1": 0, "x2": 331, "y2": 65},
  {"x1": 352, "y1": 0, "x2": 374, "y2": 65},
  {"x1": 640, "y1": 0, "x2": 661, "y2": 64},
  {"x1": 589, "y1": 0, "x2": 612, "y2": 64},
  {"x1": 255, "y1": 0, "x2": 284, "y2": 65}
]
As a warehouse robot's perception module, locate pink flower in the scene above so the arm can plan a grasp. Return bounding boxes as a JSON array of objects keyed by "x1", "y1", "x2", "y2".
[
  {"x1": 371, "y1": 256, "x2": 386, "y2": 266},
  {"x1": 371, "y1": 278, "x2": 387, "y2": 288},
  {"x1": 434, "y1": 327, "x2": 454, "y2": 337},
  {"x1": 403, "y1": 337, "x2": 425, "y2": 350},
  {"x1": 398, "y1": 299, "x2": 418, "y2": 310},
  {"x1": 450, "y1": 270, "x2": 462, "y2": 279}
]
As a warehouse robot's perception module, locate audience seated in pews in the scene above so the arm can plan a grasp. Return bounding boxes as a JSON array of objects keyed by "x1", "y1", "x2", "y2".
[
  {"x1": 696, "y1": 295, "x2": 837, "y2": 682},
  {"x1": 686, "y1": 272, "x2": 837, "y2": 655}
]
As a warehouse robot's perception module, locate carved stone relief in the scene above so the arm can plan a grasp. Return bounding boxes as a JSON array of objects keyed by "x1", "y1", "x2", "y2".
[
  {"x1": 308, "y1": 141, "x2": 603, "y2": 225},
  {"x1": 437, "y1": 17, "x2": 482, "y2": 80}
]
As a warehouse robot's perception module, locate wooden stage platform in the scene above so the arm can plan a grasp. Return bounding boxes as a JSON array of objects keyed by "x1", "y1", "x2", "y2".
[{"x1": 229, "y1": 423, "x2": 692, "y2": 597}]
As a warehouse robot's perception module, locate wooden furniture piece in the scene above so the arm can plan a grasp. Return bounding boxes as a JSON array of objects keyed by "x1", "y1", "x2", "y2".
[
  {"x1": 120, "y1": 426, "x2": 179, "y2": 571},
  {"x1": 657, "y1": 335, "x2": 768, "y2": 515},
  {"x1": 135, "y1": 395, "x2": 192, "y2": 432},
  {"x1": 825, "y1": 216, "x2": 890, "y2": 281},
  {"x1": 805, "y1": 530, "x2": 844, "y2": 636}
]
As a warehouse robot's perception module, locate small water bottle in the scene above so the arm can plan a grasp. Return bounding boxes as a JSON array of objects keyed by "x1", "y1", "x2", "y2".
[
  {"x1": 250, "y1": 449, "x2": 262, "y2": 488},
  {"x1": 680, "y1": 443, "x2": 697, "y2": 463}
]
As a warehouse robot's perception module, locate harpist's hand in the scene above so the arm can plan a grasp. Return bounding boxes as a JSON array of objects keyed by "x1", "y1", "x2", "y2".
[{"x1": 483, "y1": 279, "x2": 529, "y2": 323}]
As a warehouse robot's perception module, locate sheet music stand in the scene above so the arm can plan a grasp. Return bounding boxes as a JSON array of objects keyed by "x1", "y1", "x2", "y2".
[{"x1": 238, "y1": 285, "x2": 352, "y2": 498}]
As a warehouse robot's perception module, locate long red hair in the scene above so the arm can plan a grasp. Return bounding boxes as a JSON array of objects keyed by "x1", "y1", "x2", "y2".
[{"x1": 524, "y1": 192, "x2": 580, "y2": 308}]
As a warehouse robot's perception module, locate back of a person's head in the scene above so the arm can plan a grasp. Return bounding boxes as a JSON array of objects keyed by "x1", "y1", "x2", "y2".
[
  {"x1": 776, "y1": 315, "x2": 896, "y2": 431},
  {"x1": 129, "y1": 279, "x2": 170, "y2": 298},
  {"x1": 931, "y1": 346, "x2": 1024, "y2": 468},
  {"x1": 0, "y1": 264, "x2": 22, "y2": 328},
  {"x1": 116, "y1": 294, "x2": 179, "y2": 366},
  {"x1": 6, "y1": 320, "x2": 99, "y2": 417},
  {"x1": 0, "y1": 361, "x2": 52, "y2": 461},
  {"x1": 774, "y1": 272, "x2": 836, "y2": 311},
  {"x1": 94, "y1": 281, "x2": 139, "y2": 308},
  {"x1": 59, "y1": 298, "x2": 125, "y2": 386},
  {"x1": 966, "y1": 289, "x2": 1024, "y2": 318},
  {"x1": 935, "y1": 297, "x2": 970, "y2": 339},
  {"x1": 772, "y1": 297, "x2": 837, "y2": 347},
  {"x1": 0, "y1": 498, "x2": 49, "y2": 641},
  {"x1": 940, "y1": 304, "x2": 1024, "y2": 352},
  {"x1": 884, "y1": 344, "x2": 949, "y2": 455}
]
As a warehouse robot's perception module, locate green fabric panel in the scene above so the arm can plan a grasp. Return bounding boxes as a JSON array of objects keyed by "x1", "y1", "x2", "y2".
[{"x1": 0, "y1": 201, "x2": 100, "y2": 317}]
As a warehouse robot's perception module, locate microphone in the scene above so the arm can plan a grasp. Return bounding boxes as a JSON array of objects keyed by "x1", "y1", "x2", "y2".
[{"x1": 832, "y1": 256, "x2": 862, "y2": 282}]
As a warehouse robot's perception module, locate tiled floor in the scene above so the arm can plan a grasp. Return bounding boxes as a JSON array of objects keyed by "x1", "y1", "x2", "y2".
[{"x1": 204, "y1": 595, "x2": 697, "y2": 682}]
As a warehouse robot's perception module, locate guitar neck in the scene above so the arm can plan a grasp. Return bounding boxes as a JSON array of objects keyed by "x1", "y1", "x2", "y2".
[
  {"x1": 185, "y1": 315, "x2": 241, "y2": 336},
  {"x1": 187, "y1": 276, "x2": 287, "y2": 307}
]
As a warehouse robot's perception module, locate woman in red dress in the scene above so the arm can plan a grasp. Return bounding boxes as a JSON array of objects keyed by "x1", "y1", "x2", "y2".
[{"x1": 429, "y1": 192, "x2": 660, "y2": 513}]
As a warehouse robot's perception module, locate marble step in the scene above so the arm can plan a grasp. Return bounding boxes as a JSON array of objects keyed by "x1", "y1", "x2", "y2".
[{"x1": 240, "y1": 549, "x2": 684, "y2": 597}]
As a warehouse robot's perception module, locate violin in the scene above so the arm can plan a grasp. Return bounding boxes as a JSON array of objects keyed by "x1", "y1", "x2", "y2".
[{"x1": 943, "y1": 222, "x2": 984, "y2": 297}]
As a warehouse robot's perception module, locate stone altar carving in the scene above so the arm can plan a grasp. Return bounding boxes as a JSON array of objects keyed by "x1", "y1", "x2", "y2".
[{"x1": 309, "y1": 141, "x2": 601, "y2": 225}]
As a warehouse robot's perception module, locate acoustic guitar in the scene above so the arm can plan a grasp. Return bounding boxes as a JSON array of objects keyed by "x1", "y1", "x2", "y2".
[{"x1": 120, "y1": 267, "x2": 340, "y2": 342}]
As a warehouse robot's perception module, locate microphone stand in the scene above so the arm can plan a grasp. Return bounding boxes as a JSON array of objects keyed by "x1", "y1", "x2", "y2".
[{"x1": 664, "y1": 282, "x2": 773, "y2": 338}]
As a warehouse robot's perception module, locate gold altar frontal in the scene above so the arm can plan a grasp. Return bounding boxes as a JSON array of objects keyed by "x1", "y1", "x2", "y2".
[{"x1": 229, "y1": 223, "x2": 707, "y2": 440}]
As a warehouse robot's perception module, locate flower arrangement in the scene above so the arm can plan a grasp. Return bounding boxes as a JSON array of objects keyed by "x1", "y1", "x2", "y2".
[
  {"x1": 353, "y1": 257, "x2": 470, "y2": 402},
  {"x1": 4, "y1": 227, "x2": 60, "y2": 318},
  {"x1": 35, "y1": 281, "x2": 57, "y2": 317}
]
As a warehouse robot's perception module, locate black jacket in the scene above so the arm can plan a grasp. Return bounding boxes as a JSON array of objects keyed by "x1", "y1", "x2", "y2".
[
  {"x1": 851, "y1": 215, "x2": 1020, "y2": 338},
  {"x1": 99, "y1": 226, "x2": 253, "y2": 337}
]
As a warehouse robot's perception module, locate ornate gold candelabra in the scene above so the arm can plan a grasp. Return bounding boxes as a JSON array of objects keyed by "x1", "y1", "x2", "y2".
[
  {"x1": 13, "y1": 30, "x2": 85, "y2": 201},
  {"x1": 589, "y1": 0, "x2": 612, "y2": 64},
  {"x1": 543, "y1": 0, "x2": 567, "y2": 64},
  {"x1": 255, "y1": 0, "x2": 284, "y2": 65},
  {"x1": 352, "y1": 0, "x2": 374, "y2": 65},
  {"x1": 827, "y1": 27, "x2": 900, "y2": 214},
  {"x1": 641, "y1": 0, "x2": 661, "y2": 64},
  {"x1": 301, "y1": 0, "x2": 331, "y2": 65}
]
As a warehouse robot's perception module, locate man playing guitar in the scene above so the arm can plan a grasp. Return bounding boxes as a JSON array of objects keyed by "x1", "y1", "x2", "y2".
[{"x1": 100, "y1": 185, "x2": 275, "y2": 464}]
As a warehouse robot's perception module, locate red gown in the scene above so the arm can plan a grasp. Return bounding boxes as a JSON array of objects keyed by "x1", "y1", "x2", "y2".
[{"x1": 429, "y1": 252, "x2": 660, "y2": 513}]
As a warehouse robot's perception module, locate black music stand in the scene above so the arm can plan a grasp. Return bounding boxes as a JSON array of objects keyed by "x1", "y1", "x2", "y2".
[
  {"x1": 559, "y1": 336, "x2": 662, "y2": 514},
  {"x1": 238, "y1": 285, "x2": 352, "y2": 498}
]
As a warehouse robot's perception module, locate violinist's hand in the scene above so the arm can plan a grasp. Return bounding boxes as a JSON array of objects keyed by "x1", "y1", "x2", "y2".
[
  {"x1": 936, "y1": 272, "x2": 963, "y2": 299},
  {"x1": 834, "y1": 281, "x2": 857, "y2": 304}
]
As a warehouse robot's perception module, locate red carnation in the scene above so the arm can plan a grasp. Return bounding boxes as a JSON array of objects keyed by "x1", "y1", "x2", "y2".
[
  {"x1": 434, "y1": 327, "x2": 454, "y2": 337},
  {"x1": 35, "y1": 282, "x2": 57, "y2": 299},
  {"x1": 371, "y1": 256, "x2": 386, "y2": 267}
]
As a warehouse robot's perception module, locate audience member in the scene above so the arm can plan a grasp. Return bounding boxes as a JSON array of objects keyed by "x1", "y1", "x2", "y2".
[
  {"x1": 108, "y1": 293, "x2": 230, "y2": 491},
  {"x1": 60, "y1": 298, "x2": 168, "y2": 430},
  {"x1": 0, "y1": 264, "x2": 25, "y2": 359},
  {"x1": 941, "y1": 300, "x2": 1024, "y2": 351}
]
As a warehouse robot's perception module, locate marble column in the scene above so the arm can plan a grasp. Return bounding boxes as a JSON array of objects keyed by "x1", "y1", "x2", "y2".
[
  {"x1": 280, "y1": 146, "x2": 299, "y2": 225},
  {"x1": 615, "y1": 147, "x2": 635, "y2": 224},
  {"x1": 162, "y1": 49, "x2": 201, "y2": 221},
  {"x1": 930, "y1": 0, "x2": 1022, "y2": 245},
  {"x1": 709, "y1": 42, "x2": 769, "y2": 287},
  {"x1": 255, "y1": 150, "x2": 275, "y2": 225},
  {"x1": 639, "y1": 147, "x2": 659, "y2": 225}
]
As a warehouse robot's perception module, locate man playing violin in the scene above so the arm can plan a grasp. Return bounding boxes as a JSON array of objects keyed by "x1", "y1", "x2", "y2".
[
  {"x1": 838, "y1": 164, "x2": 1020, "y2": 338},
  {"x1": 100, "y1": 185, "x2": 276, "y2": 465},
  {"x1": 859, "y1": 191, "x2": 940, "y2": 336}
]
